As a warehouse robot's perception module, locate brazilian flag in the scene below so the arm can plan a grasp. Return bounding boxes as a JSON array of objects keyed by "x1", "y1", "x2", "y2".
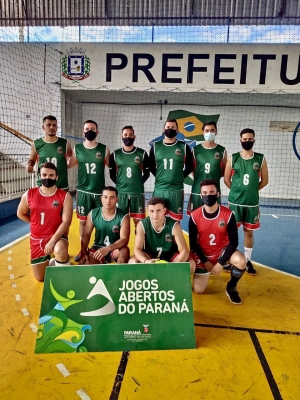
[{"x1": 167, "y1": 109, "x2": 220, "y2": 142}]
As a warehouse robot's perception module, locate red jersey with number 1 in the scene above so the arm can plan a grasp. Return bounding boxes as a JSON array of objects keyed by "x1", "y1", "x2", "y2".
[
  {"x1": 191, "y1": 205, "x2": 233, "y2": 257},
  {"x1": 26, "y1": 187, "x2": 67, "y2": 238}
]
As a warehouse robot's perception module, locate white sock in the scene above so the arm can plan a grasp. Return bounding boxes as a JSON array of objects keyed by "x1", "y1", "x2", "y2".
[
  {"x1": 244, "y1": 247, "x2": 253, "y2": 261},
  {"x1": 55, "y1": 258, "x2": 70, "y2": 266}
]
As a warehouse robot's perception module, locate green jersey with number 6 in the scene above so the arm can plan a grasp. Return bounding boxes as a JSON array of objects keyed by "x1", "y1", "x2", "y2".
[
  {"x1": 75, "y1": 143, "x2": 107, "y2": 194},
  {"x1": 141, "y1": 216, "x2": 179, "y2": 260},
  {"x1": 91, "y1": 207, "x2": 127, "y2": 247},
  {"x1": 113, "y1": 147, "x2": 146, "y2": 194},
  {"x1": 154, "y1": 140, "x2": 186, "y2": 190},
  {"x1": 192, "y1": 143, "x2": 226, "y2": 193},
  {"x1": 228, "y1": 152, "x2": 264, "y2": 206},
  {"x1": 34, "y1": 137, "x2": 68, "y2": 189}
]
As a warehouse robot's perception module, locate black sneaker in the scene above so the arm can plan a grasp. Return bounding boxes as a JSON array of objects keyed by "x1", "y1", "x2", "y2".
[
  {"x1": 226, "y1": 284, "x2": 242, "y2": 305},
  {"x1": 74, "y1": 251, "x2": 82, "y2": 262},
  {"x1": 223, "y1": 264, "x2": 232, "y2": 273},
  {"x1": 246, "y1": 260, "x2": 257, "y2": 276}
]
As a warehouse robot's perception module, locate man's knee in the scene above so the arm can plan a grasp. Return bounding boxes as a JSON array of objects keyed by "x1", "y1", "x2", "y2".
[
  {"x1": 230, "y1": 251, "x2": 246, "y2": 270},
  {"x1": 193, "y1": 274, "x2": 210, "y2": 294}
]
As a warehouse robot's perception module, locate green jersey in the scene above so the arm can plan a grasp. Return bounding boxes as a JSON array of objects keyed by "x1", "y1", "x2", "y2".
[
  {"x1": 141, "y1": 216, "x2": 179, "y2": 260},
  {"x1": 228, "y1": 152, "x2": 265, "y2": 206},
  {"x1": 91, "y1": 207, "x2": 127, "y2": 247},
  {"x1": 75, "y1": 142, "x2": 107, "y2": 194},
  {"x1": 192, "y1": 143, "x2": 225, "y2": 194},
  {"x1": 113, "y1": 147, "x2": 146, "y2": 194},
  {"x1": 34, "y1": 137, "x2": 68, "y2": 189},
  {"x1": 154, "y1": 140, "x2": 186, "y2": 190}
]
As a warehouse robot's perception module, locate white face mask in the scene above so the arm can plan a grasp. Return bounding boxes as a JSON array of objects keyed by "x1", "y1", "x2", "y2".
[{"x1": 204, "y1": 132, "x2": 216, "y2": 142}]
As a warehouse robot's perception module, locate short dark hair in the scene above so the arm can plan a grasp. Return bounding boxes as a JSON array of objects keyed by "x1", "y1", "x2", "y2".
[
  {"x1": 147, "y1": 197, "x2": 165, "y2": 207},
  {"x1": 165, "y1": 119, "x2": 178, "y2": 129},
  {"x1": 240, "y1": 128, "x2": 255, "y2": 137},
  {"x1": 122, "y1": 125, "x2": 134, "y2": 134},
  {"x1": 102, "y1": 186, "x2": 118, "y2": 196},
  {"x1": 202, "y1": 121, "x2": 217, "y2": 131},
  {"x1": 39, "y1": 162, "x2": 58, "y2": 176},
  {"x1": 200, "y1": 179, "x2": 218, "y2": 191},
  {"x1": 84, "y1": 120, "x2": 98, "y2": 130},
  {"x1": 43, "y1": 115, "x2": 57, "y2": 123}
]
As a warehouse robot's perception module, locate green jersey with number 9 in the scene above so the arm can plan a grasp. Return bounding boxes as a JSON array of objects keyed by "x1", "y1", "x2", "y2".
[{"x1": 91, "y1": 207, "x2": 127, "y2": 247}]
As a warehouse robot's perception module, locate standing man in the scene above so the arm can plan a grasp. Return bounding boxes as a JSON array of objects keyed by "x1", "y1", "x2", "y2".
[
  {"x1": 224, "y1": 128, "x2": 269, "y2": 276},
  {"x1": 17, "y1": 162, "x2": 73, "y2": 281},
  {"x1": 68, "y1": 120, "x2": 110, "y2": 261},
  {"x1": 109, "y1": 125, "x2": 150, "y2": 227},
  {"x1": 149, "y1": 119, "x2": 193, "y2": 221},
  {"x1": 188, "y1": 121, "x2": 227, "y2": 214},
  {"x1": 129, "y1": 197, "x2": 195, "y2": 273},
  {"x1": 189, "y1": 179, "x2": 246, "y2": 304},
  {"x1": 79, "y1": 187, "x2": 130, "y2": 265},
  {"x1": 27, "y1": 115, "x2": 72, "y2": 190}
]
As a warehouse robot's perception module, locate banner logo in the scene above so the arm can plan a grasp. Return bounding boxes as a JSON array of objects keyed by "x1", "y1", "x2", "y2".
[{"x1": 62, "y1": 47, "x2": 91, "y2": 82}]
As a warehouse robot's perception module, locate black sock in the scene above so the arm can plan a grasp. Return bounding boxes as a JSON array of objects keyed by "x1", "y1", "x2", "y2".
[{"x1": 228, "y1": 265, "x2": 245, "y2": 288}]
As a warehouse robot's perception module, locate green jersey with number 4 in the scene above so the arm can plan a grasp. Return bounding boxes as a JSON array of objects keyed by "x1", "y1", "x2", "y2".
[
  {"x1": 192, "y1": 143, "x2": 225, "y2": 193},
  {"x1": 91, "y1": 207, "x2": 127, "y2": 247},
  {"x1": 154, "y1": 140, "x2": 186, "y2": 190},
  {"x1": 34, "y1": 137, "x2": 68, "y2": 189},
  {"x1": 228, "y1": 152, "x2": 264, "y2": 206},
  {"x1": 141, "y1": 216, "x2": 179, "y2": 260},
  {"x1": 113, "y1": 147, "x2": 146, "y2": 194},
  {"x1": 75, "y1": 142, "x2": 107, "y2": 194}
]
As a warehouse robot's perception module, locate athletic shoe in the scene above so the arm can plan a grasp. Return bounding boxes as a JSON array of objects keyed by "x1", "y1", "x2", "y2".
[
  {"x1": 246, "y1": 260, "x2": 257, "y2": 276},
  {"x1": 226, "y1": 284, "x2": 242, "y2": 305},
  {"x1": 74, "y1": 251, "x2": 82, "y2": 262},
  {"x1": 223, "y1": 263, "x2": 232, "y2": 273}
]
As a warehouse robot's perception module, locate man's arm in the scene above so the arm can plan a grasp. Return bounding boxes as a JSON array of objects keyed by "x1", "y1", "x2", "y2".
[
  {"x1": 183, "y1": 144, "x2": 194, "y2": 178},
  {"x1": 259, "y1": 157, "x2": 269, "y2": 190},
  {"x1": 142, "y1": 152, "x2": 150, "y2": 183},
  {"x1": 66, "y1": 141, "x2": 72, "y2": 158},
  {"x1": 108, "y1": 215, "x2": 130, "y2": 252},
  {"x1": 172, "y1": 222, "x2": 189, "y2": 262},
  {"x1": 67, "y1": 146, "x2": 78, "y2": 169},
  {"x1": 221, "y1": 149, "x2": 228, "y2": 177},
  {"x1": 188, "y1": 217, "x2": 208, "y2": 263},
  {"x1": 217, "y1": 213, "x2": 238, "y2": 266},
  {"x1": 224, "y1": 156, "x2": 232, "y2": 189},
  {"x1": 79, "y1": 212, "x2": 95, "y2": 263},
  {"x1": 17, "y1": 192, "x2": 30, "y2": 223},
  {"x1": 105, "y1": 147, "x2": 111, "y2": 168},
  {"x1": 109, "y1": 152, "x2": 117, "y2": 183},
  {"x1": 134, "y1": 221, "x2": 149, "y2": 262},
  {"x1": 44, "y1": 193, "x2": 73, "y2": 255},
  {"x1": 148, "y1": 145, "x2": 156, "y2": 176},
  {"x1": 27, "y1": 144, "x2": 37, "y2": 173}
]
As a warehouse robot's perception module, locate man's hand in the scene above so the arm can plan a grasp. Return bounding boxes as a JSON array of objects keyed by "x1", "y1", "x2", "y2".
[
  {"x1": 144, "y1": 258, "x2": 160, "y2": 264},
  {"x1": 204, "y1": 261, "x2": 214, "y2": 272},
  {"x1": 78, "y1": 252, "x2": 89, "y2": 265},
  {"x1": 44, "y1": 239, "x2": 56, "y2": 255},
  {"x1": 93, "y1": 247, "x2": 110, "y2": 262},
  {"x1": 27, "y1": 164, "x2": 34, "y2": 173},
  {"x1": 211, "y1": 262, "x2": 223, "y2": 276}
]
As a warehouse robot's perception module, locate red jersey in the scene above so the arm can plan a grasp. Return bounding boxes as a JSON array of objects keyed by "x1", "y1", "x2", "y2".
[
  {"x1": 26, "y1": 187, "x2": 67, "y2": 238},
  {"x1": 191, "y1": 205, "x2": 233, "y2": 257}
]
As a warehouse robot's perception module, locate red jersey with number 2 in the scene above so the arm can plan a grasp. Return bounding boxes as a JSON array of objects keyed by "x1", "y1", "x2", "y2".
[
  {"x1": 27, "y1": 187, "x2": 67, "y2": 238},
  {"x1": 191, "y1": 205, "x2": 233, "y2": 258}
]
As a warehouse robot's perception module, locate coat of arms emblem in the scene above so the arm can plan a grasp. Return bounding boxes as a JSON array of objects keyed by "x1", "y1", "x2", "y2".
[{"x1": 62, "y1": 47, "x2": 90, "y2": 81}]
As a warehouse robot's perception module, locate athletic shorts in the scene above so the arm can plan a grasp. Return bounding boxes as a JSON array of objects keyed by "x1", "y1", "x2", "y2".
[
  {"x1": 143, "y1": 251, "x2": 180, "y2": 262},
  {"x1": 89, "y1": 245, "x2": 117, "y2": 264},
  {"x1": 187, "y1": 193, "x2": 221, "y2": 216},
  {"x1": 229, "y1": 204, "x2": 260, "y2": 230},
  {"x1": 117, "y1": 193, "x2": 145, "y2": 219},
  {"x1": 30, "y1": 235, "x2": 68, "y2": 265},
  {"x1": 76, "y1": 191, "x2": 102, "y2": 220},
  {"x1": 152, "y1": 188, "x2": 183, "y2": 221},
  {"x1": 190, "y1": 251, "x2": 224, "y2": 275}
]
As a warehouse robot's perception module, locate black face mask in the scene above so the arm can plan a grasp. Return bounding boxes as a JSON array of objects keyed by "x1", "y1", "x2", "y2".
[
  {"x1": 241, "y1": 141, "x2": 254, "y2": 151},
  {"x1": 122, "y1": 137, "x2": 135, "y2": 147},
  {"x1": 41, "y1": 178, "x2": 56, "y2": 188},
  {"x1": 164, "y1": 128, "x2": 177, "y2": 138},
  {"x1": 84, "y1": 130, "x2": 97, "y2": 141},
  {"x1": 202, "y1": 194, "x2": 218, "y2": 207}
]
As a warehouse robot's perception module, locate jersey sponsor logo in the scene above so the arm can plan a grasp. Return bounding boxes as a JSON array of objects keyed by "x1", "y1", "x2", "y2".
[
  {"x1": 253, "y1": 162, "x2": 259, "y2": 170},
  {"x1": 96, "y1": 152, "x2": 102, "y2": 159},
  {"x1": 254, "y1": 215, "x2": 260, "y2": 224},
  {"x1": 214, "y1": 152, "x2": 221, "y2": 159},
  {"x1": 52, "y1": 200, "x2": 60, "y2": 208},
  {"x1": 112, "y1": 224, "x2": 120, "y2": 233},
  {"x1": 165, "y1": 233, "x2": 173, "y2": 242},
  {"x1": 138, "y1": 206, "x2": 144, "y2": 213},
  {"x1": 57, "y1": 146, "x2": 64, "y2": 154},
  {"x1": 177, "y1": 207, "x2": 183, "y2": 214},
  {"x1": 134, "y1": 156, "x2": 141, "y2": 163},
  {"x1": 175, "y1": 148, "x2": 182, "y2": 156},
  {"x1": 218, "y1": 220, "x2": 226, "y2": 228}
]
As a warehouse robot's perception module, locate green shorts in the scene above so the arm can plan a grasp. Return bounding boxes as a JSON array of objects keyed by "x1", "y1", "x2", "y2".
[
  {"x1": 187, "y1": 193, "x2": 221, "y2": 215},
  {"x1": 117, "y1": 193, "x2": 145, "y2": 219},
  {"x1": 229, "y1": 203, "x2": 260, "y2": 230},
  {"x1": 76, "y1": 191, "x2": 102, "y2": 220},
  {"x1": 152, "y1": 188, "x2": 183, "y2": 221}
]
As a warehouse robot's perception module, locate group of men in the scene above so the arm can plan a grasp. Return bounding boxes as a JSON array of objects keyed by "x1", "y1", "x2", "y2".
[{"x1": 17, "y1": 115, "x2": 269, "y2": 305}]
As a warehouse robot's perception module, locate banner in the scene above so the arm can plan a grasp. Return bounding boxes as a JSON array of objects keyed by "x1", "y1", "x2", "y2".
[
  {"x1": 58, "y1": 43, "x2": 300, "y2": 93},
  {"x1": 35, "y1": 263, "x2": 196, "y2": 353}
]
